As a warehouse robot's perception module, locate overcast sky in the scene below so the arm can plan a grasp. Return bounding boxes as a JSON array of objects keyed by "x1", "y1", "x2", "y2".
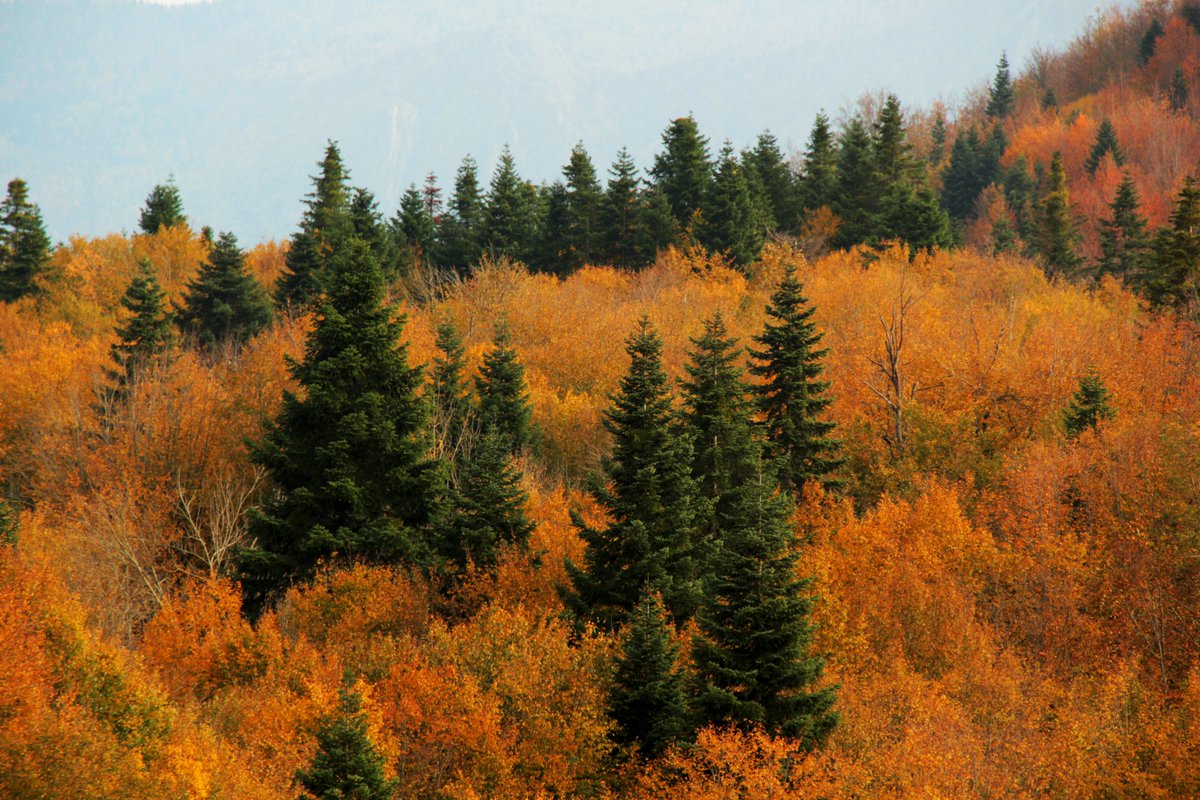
[{"x1": 1, "y1": 0, "x2": 1127, "y2": 244}]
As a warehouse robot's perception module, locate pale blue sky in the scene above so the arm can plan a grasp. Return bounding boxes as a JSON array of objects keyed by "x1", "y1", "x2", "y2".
[{"x1": 1, "y1": 0, "x2": 1125, "y2": 244}]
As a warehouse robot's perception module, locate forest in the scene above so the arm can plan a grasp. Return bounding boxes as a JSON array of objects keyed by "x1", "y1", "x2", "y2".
[{"x1": 1, "y1": 2, "x2": 1200, "y2": 798}]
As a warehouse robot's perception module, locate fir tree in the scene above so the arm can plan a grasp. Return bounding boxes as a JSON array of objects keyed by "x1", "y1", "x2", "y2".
[
  {"x1": 928, "y1": 109, "x2": 947, "y2": 165},
  {"x1": 986, "y1": 52, "x2": 1016, "y2": 119},
  {"x1": 872, "y1": 95, "x2": 952, "y2": 250},
  {"x1": 394, "y1": 183, "x2": 435, "y2": 270},
  {"x1": 1097, "y1": 174, "x2": 1151, "y2": 281},
  {"x1": 138, "y1": 178, "x2": 186, "y2": 234},
  {"x1": 872, "y1": 95, "x2": 917, "y2": 186},
  {"x1": 599, "y1": 148, "x2": 650, "y2": 269},
  {"x1": 831, "y1": 117, "x2": 880, "y2": 247},
  {"x1": 1169, "y1": 66, "x2": 1190, "y2": 113},
  {"x1": 350, "y1": 188, "x2": 402, "y2": 280},
  {"x1": 0, "y1": 499, "x2": 18, "y2": 547},
  {"x1": 176, "y1": 231, "x2": 272, "y2": 350},
  {"x1": 562, "y1": 142, "x2": 602, "y2": 271},
  {"x1": 1145, "y1": 177, "x2": 1200, "y2": 308},
  {"x1": 296, "y1": 688, "x2": 394, "y2": 800},
  {"x1": 1084, "y1": 119, "x2": 1126, "y2": 175},
  {"x1": 275, "y1": 141, "x2": 353, "y2": 308},
  {"x1": 1035, "y1": 152, "x2": 1083, "y2": 276},
  {"x1": 1063, "y1": 370, "x2": 1115, "y2": 438},
  {"x1": 475, "y1": 320, "x2": 534, "y2": 455},
  {"x1": 608, "y1": 592, "x2": 692, "y2": 759},
  {"x1": 438, "y1": 155, "x2": 484, "y2": 274},
  {"x1": 745, "y1": 131, "x2": 798, "y2": 232},
  {"x1": 651, "y1": 116, "x2": 712, "y2": 229},
  {"x1": 0, "y1": 178, "x2": 52, "y2": 302},
  {"x1": 699, "y1": 142, "x2": 766, "y2": 267},
  {"x1": 1139, "y1": 18, "x2": 1164, "y2": 65},
  {"x1": 798, "y1": 112, "x2": 838, "y2": 214},
  {"x1": 991, "y1": 208, "x2": 1018, "y2": 255},
  {"x1": 109, "y1": 259, "x2": 175, "y2": 390},
  {"x1": 242, "y1": 238, "x2": 442, "y2": 613},
  {"x1": 563, "y1": 318, "x2": 703, "y2": 629},
  {"x1": 481, "y1": 146, "x2": 539, "y2": 263},
  {"x1": 533, "y1": 181, "x2": 571, "y2": 275},
  {"x1": 748, "y1": 266, "x2": 843, "y2": 494},
  {"x1": 941, "y1": 127, "x2": 983, "y2": 222},
  {"x1": 429, "y1": 319, "x2": 472, "y2": 466},
  {"x1": 1041, "y1": 87, "x2": 1059, "y2": 111}
]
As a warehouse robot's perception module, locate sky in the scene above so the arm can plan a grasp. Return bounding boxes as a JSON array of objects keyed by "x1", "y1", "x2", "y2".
[{"x1": 1, "y1": 0, "x2": 1129, "y2": 245}]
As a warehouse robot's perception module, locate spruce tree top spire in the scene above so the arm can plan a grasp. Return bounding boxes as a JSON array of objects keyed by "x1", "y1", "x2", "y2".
[
  {"x1": 986, "y1": 52, "x2": 1016, "y2": 119},
  {"x1": 138, "y1": 177, "x2": 186, "y2": 234},
  {"x1": 1063, "y1": 369, "x2": 1115, "y2": 438},
  {"x1": 651, "y1": 115, "x2": 713, "y2": 228},
  {"x1": 475, "y1": 318, "x2": 534, "y2": 455},
  {"x1": 296, "y1": 687, "x2": 395, "y2": 800},
  {"x1": 110, "y1": 258, "x2": 175, "y2": 388},
  {"x1": 0, "y1": 177, "x2": 52, "y2": 302},
  {"x1": 1085, "y1": 119, "x2": 1126, "y2": 175},
  {"x1": 275, "y1": 141, "x2": 353, "y2": 308},
  {"x1": 177, "y1": 230, "x2": 272, "y2": 350}
]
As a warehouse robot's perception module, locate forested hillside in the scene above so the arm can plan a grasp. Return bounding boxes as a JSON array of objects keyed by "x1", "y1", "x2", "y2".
[{"x1": 1, "y1": 3, "x2": 1200, "y2": 798}]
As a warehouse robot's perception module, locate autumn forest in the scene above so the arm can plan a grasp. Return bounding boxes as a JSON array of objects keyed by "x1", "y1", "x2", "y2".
[{"x1": 3, "y1": 3, "x2": 1200, "y2": 798}]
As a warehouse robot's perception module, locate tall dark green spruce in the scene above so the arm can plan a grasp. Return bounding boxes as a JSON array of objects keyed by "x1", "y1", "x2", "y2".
[
  {"x1": 109, "y1": 259, "x2": 175, "y2": 391},
  {"x1": 607, "y1": 592, "x2": 692, "y2": 759},
  {"x1": 428, "y1": 319, "x2": 473, "y2": 465},
  {"x1": 138, "y1": 178, "x2": 187, "y2": 234},
  {"x1": 1097, "y1": 173, "x2": 1151, "y2": 281},
  {"x1": 242, "y1": 238, "x2": 442, "y2": 614},
  {"x1": 394, "y1": 183, "x2": 436, "y2": 271},
  {"x1": 985, "y1": 52, "x2": 1016, "y2": 119},
  {"x1": 873, "y1": 95, "x2": 953, "y2": 251},
  {"x1": 651, "y1": 115, "x2": 712, "y2": 230},
  {"x1": 481, "y1": 146, "x2": 540, "y2": 263},
  {"x1": 176, "y1": 231, "x2": 272, "y2": 350},
  {"x1": 1139, "y1": 18, "x2": 1164, "y2": 65},
  {"x1": 699, "y1": 142, "x2": 766, "y2": 267},
  {"x1": 748, "y1": 266, "x2": 843, "y2": 494},
  {"x1": 563, "y1": 318, "x2": 703, "y2": 629},
  {"x1": 1034, "y1": 152, "x2": 1083, "y2": 277},
  {"x1": 475, "y1": 320, "x2": 535, "y2": 455},
  {"x1": 0, "y1": 178, "x2": 52, "y2": 302},
  {"x1": 296, "y1": 688, "x2": 394, "y2": 800},
  {"x1": 745, "y1": 130, "x2": 798, "y2": 232},
  {"x1": 1145, "y1": 177, "x2": 1200, "y2": 308},
  {"x1": 562, "y1": 142, "x2": 603, "y2": 271},
  {"x1": 798, "y1": 112, "x2": 838, "y2": 215},
  {"x1": 599, "y1": 148, "x2": 652, "y2": 269},
  {"x1": 832, "y1": 117, "x2": 880, "y2": 248},
  {"x1": 1084, "y1": 119, "x2": 1126, "y2": 175},
  {"x1": 1170, "y1": 66, "x2": 1190, "y2": 113},
  {"x1": 350, "y1": 187, "x2": 403, "y2": 280},
  {"x1": 438, "y1": 155, "x2": 485, "y2": 274},
  {"x1": 1063, "y1": 370, "x2": 1115, "y2": 438},
  {"x1": 275, "y1": 141, "x2": 353, "y2": 308}
]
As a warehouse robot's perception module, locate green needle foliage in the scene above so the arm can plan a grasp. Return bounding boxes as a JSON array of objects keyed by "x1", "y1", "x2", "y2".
[
  {"x1": 296, "y1": 688, "x2": 395, "y2": 800},
  {"x1": 1063, "y1": 370, "x2": 1116, "y2": 438},
  {"x1": 475, "y1": 320, "x2": 535, "y2": 456},
  {"x1": 0, "y1": 178, "x2": 52, "y2": 302},
  {"x1": 138, "y1": 178, "x2": 186, "y2": 234},
  {"x1": 176, "y1": 231, "x2": 272, "y2": 350},
  {"x1": 108, "y1": 258, "x2": 175, "y2": 392}
]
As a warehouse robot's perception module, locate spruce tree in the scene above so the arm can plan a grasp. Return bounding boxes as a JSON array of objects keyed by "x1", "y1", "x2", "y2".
[
  {"x1": 242, "y1": 238, "x2": 442, "y2": 613},
  {"x1": 1140, "y1": 18, "x2": 1164, "y2": 65},
  {"x1": 748, "y1": 266, "x2": 843, "y2": 494},
  {"x1": 296, "y1": 688, "x2": 394, "y2": 800},
  {"x1": 109, "y1": 259, "x2": 175, "y2": 390},
  {"x1": 798, "y1": 112, "x2": 838, "y2": 214},
  {"x1": 0, "y1": 499, "x2": 19, "y2": 547},
  {"x1": 872, "y1": 95, "x2": 953, "y2": 250},
  {"x1": 1145, "y1": 177, "x2": 1200, "y2": 308},
  {"x1": 138, "y1": 178, "x2": 187, "y2": 234},
  {"x1": 1097, "y1": 174, "x2": 1151, "y2": 281},
  {"x1": 745, "y1": 131, "x2": 798, "y2": 233},
  {"x1": 699, "y1": 143, "x2": 766, "y2": 267},
  {"x1": 872, "y1": 95, "x2": 917, "y2": 186},
  {"x1": 1169, "y1": 67, "x2": 1190, "y2": 113},
  {"x1": 481, "y1": 146, "x2": 540, "y2": 263},
  {"x1": 831, "y1": 117, "x2": 880, "y2": 247},
  {"x1": 350, "y1": 188, "x2": 402, "y2": 280},
  {"x1": 275, "y1": 141, "x2": 353, "y2": 308},
  {"x1": 533, "y1": 181, "x2": 571, "y2": 275},
  {"x1": 563, "y1": 142, "x2": 602, "y2": 270},
  {"x1": 1084, "y1": 119, "x2": 1126, "y2": 175},
  {"x1": 176, "y1": 231, "x2": 272, "y2": 350},
  {"x1": 475, "y1": 320, "x2": 534, "y2": 455},
  {"x1": 437, "y1": 155, "x2": 484, "y2": 274},
  {"x1": 599, "y1": 148, "x2": 650, "y2": 269},
  {"x1": 429, "y1": 319, "x2": 472, "y2": 465},
  {"x1": 1041, "y1": 87, "x2": 1059, "y2": 112},
  {"x1": 395, "y1": 183, "x2": 435, "y2": 269},
  {"x1": 0, "y1": 178, "x2": 52, "y2": 302},
  {"x1": 608, "y1": 592, "x2": 692, "y2": 759},
  {"x1": 563, "y1": 318, "x2": 703, "y2": 629},
  {"x1": 986, "y1": 52, "x2": 1016, "y2": 119},
  {"x1": 1035, "y1": 152, "x2": 1083, "y2": 276},
  {"x1": 650, "y1": 115, "x2": 712, "y2": 229},
  {"x1": 928, "y1": 109, "x2": 947, "y2": 165},
  {"x1": 1063, "y1": 370, "x2": 1115, "y2": 438},
  {"x1": 941, "y1": 127, "x2": 984, "y2": 222}
]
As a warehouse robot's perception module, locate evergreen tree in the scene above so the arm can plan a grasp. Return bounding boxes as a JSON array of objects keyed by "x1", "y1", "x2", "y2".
[
  {"x1": 429, "y1": 319, "x2": 472, "y2": 465},
  {"x1": 941, "y1": 127, "x2": 984, "y2": 222},
  {"x1": 991, "y1": 208, "x2": 1019, "y2": 255},
  {"x1": 176, "y1": 231, "x2": 272, "y2": 349},
  {"x1": 395, "y1": 183, "x2": 435, "y2": 270},
  {"x1": 138, "y1": 178, "x2": 186, "y2": 234},
  {"x1": 242, "y1": 239, "x2": 442, "y2": 613},
  {"x1": 438, "y1": 155, "x2": 484, "y2": 274},
  {"x1": 748, "y1": 266, "x2": 843, "y2": 494},
  {"x1": 640, "y1": 187, "x2": 679, "y2": 259},
  {"x1": 1085, "y1": 119, "x2": 1126, "y2": 175},
  {"x1": 608, "y1": 592, "x2": 692, "y2": 759},
  {"x1": 350, "y1": 188, "x2": 402, "y2": 280},
  {"x1": 1140, "y1": 18, "x2": 1164, "y2": 65},
  {"x1": 928, "y1": 109, "x2": 947, "y2": 165},
  {"x1": 1034, "y1": 152, "x2": 1083, "y2": 276},
  {"x1": 1169, "y1": 66, "x2": 1190, "y2": 113},
  {"x1": 798, "y1": 112, "x2": 838, "y2": 214},
  {"x1": 650, "y1": 115, "x2": 712, "y2": 229},
  {"x1": 1063, "y1": 370, "x2": 1115, "y2": 438},
  {"x1": 475, "y1": 320, "x2": 534, "y2": 455},
  {"x1": 872, "y1": 95, "x2": 916, "y2": 186},
  {"x1": 0, "y1": 178, "x2": 52, "y2": 302},
  {"x1": 690, "y1": 429, "x2": 836, "y2": 746},
  {"x1": 296, "y1": 688, "x2": 394, "y2": 800},
  {"x1": 562, "y1": 142, "x2": 603, "y2": 270},
  {"x1": 533, "y1": 181, "x2": 571, "y2": 275},
  {"x1": 109, "y1": 259, "x2": 175, "y2": 390},
  {"x1": 1002, "y1": 155, "x2": 1039, "y2": 241},
  {"x1": 0, "y1": 499, "x2": 19, "y2": 547},
  {"x1": 745, "y1": 131, "x2": 798, "y2": 232},
  {"x1": 481, "y1": 146, "x2": 540, "y2": 263},
  {"x1": 599, "y1": 148, "x2": 651, "y2": 269},
  {"x1": 1145, "y1": 177, "x2": 1200, "y2": 308},
  {"x1": 1097, "y1": 174, "x2": 1151, "y2": 281},
  {"x1": 563, "y1": 318, "x2": 703, "y2": 629},
  {"x1": 699, "y1": 142, "x2": 766, "y2": 267},
  {"x1": 831, "y1": 117, "x2": 880, "y2": 247},
  {"x1": 986, "y1": 52, "x2": 1016, "y2": 119},
  {"x1": 872, "y1": 95, "x2": 952, "y2": 250},
  {"x1": 1041, "y1": 87, "x2": 1059, "y2": 111},
  {"x1": 275, "y1": 141, "x2": 353, "y2": 308}
]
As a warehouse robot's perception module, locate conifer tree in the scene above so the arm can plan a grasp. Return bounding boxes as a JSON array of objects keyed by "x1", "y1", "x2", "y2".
[
  {"x1": 798, "y1": 112, "x2": 838, "y2": 214},
  {"x1": 699, "y1": 143, "x2": 766, "y2": 267},
  {"x1": 296, "y1": 688, "x2": 394, "y2": 800},
  {"x1": 599, "y1": 148, "x2": 650, "y2": 269},
  {"x1": 608, "y1": 592, "x2": 692, "y2": 759},
  {"x1": 1140, "y1": 18, "x2": 1165, "y2": 65},
  {"x1": 395, "y1": 183, "x2": 435, "y2": 270},
  {"x1": 481, "y1": 147, "x2": 540, "y2": 263},
  {"x1": 0, "y1": 178, "x2": 52, "y2": 302},
  {"x1": 872, "y1": 95, "x2": 917, "y2": 186},
  {"x1": 745, "y1": 131, "x2": 798, "y2": 232},
  {"x1": 941, "y1": 127, "x2": 984, "y2": 222},
  {"x1": 475, "y1": 320, "x2": 534, "y2": 455},
  {"x1": 1041, "y1": 87, "x2": 1059, "y2": 111},
  {"x1": 1063, "y1": 370, "x2": 1115, "y2": 438},
  {"x1": 1035, "y1": 152, "x2": 1083, "y2": 276},
  {"x1": 533, "y1": 181, "x2": 571, "y2": 275},
  {"x1": 748, "y1": 266, "x2": 843, "y2": 494},
  {"x1": 350, "y1": 188, "x2": 402, "y2": 280},
  {"x1": 1097, "y1": 174, "x2": 1151, "y2": 281},
  {"x1": 176, "y1": 231, "x2": 271, "y2": 350},
  {"x1": 242, "y1": 238, "x2": 442, "y2": 613},
  {"x1": 109, "y1": 259, "x2": 175, "y2": 390},
  {"x1": 986, "y1": 52, "x2": 1016, "y2": 119},
  {"x1": 831, "y1": 117, "x2": 880, "y2": 247},
  {"x1": 1169, "y1": 66, "x2": 1189, "y2": 113},
  {"x1": 872, "y1": 95, "x2": 953, "y2": 250},
  {"x1": 275, "y1": 141, "x2": 353, "y2": 308},
  {"x1": 438, "y1": 155, "x2": 484, "y2": 274},
  {"x1": 562, "y1": 142, "x2": 602, "y2": 270},
  {"x1": 138, "y1": 178, "x2": 186, "y2": 234},
  {"x1": 651, "y1": 115, "x2": 712, "y2": 228},
  {"x1": 928, "y1": 109, "x2": 947, "y2": 165},
  {"x1": 563, "y1": 318, "x2": 703, "y2": 629},
  {"x1": 0, "y1": 499, "x2": 19, "y2": 547},
  {"x1": 1145, "y1": 177, "x2": 1200, "y2": 308},
  {"x1": 429, "y1": 319, "x2": 472, "y2": 465},
  {"x1": 1085, "y1": 119, "x2": 1126, "y2": 175}
]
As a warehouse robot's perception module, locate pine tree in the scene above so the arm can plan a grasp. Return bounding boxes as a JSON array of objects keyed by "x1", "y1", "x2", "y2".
[
  {"x1": 242, "y1": 238, "x2": 442, "y2": 613},
  {"x1": 0, "y1": 178, "x2": 52, "y2": 302},
  {"x1": 1035, "y1": 152, "x2": 1083, "y2": 276},
  {"x1": 1063, "y1": 370, "x2": 1115, "y2": 438},
  {"x1": 798, "y1": 112, "x2": 838, "y2": 214},
  {"x1": 176, "y1": 231, "x2": 271, "y2": 350},
  {"x1": 1097, "y1": 173, "x2": 1151, "y2": 281},
  {"x1": 563, "y1": 318, "x2": 703, "y2": 629},
  {"x1": 1169, "y1": 67, "x2": 1190, "y2": 113},
  {"x1": 481, "y1": 147, "x2": 540, "y2": 263},
  {"x1": 475, "y1": 320, "x2": 534, "y2": 455},
  {"x1": 831, "y1": 117, "x2": 880, "y2": 247},
  {"x1": 748, "y1": 266, "x2": 843, "y2": 494},
  {"x1": 437, "y1": 155, "x2": 484, "y2": 274},
  {"x1": 986, "y1": 52, "x2": 1016, "y2": 119},
  {"x1": 745, "y1": 131, "x2": 798, "y2": 232},
  {"x1": 699, "y1": 142, "x2": 766, "y2": 267},
  {"x1": 872, "y1": 95, "x2": 917, "y2": 186},
  {"x1": 533, "y1": 181, "x2": 571, "y2": 275},
  {"x1": 429, "y1": 319, "x2": 472, "y2": 465},
  {"x1": 350, "y1": 188, "x2": 402, "y2": 280},
  {"x1": 872, "y1": 95, "x2": 953, "y2": 250},
  {"x1": 395, "y1": 183, "x2": 435, "y2": 270},
  {"x1": 138, "y1": 178, "x2": 187, "y2": 234},
  {"x1": 275, "y1": 141, "x2": 353, "y2": 308},
  {"x1": 1085, "y1": 119, "x2": 1126, "y2": 175},
  {"x1": 599, "y1": 148, "x2": 650, "y2": 269},
  {"x1": 109, "y1": 259, "x2": 175, "y2": 390},
  {"x1": 650, "y1": 115, "x2": 712, "y2": 229},
  {"x1": 562, "y1": 142, "x2": 602, "y2": 271},
  {"x1": 1140, "y1": 18, "x2": 1165, "y2": 65},
  {"x1": 928, "y1": 109, "x2": 947, "y2": 165},
  {"x1": 941, "y1": 127, "x2": 984, "y2": 222},
  {"x1": 690, "y1": 432, "x2": 836, "y2": 746},
  {"x1": 1145, "y1": 177, "x2": 1200, "y2": 308},
  {"x1": 296, "y1": 688, "x2": 394, "y2": 800},
  {"x1": 608, "y1": 592, "x2": 692, "y2": 759}
]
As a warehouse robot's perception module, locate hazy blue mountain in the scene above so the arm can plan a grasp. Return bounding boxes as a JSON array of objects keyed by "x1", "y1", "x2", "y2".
[{"x1": 1, "y1": 0, "x2": 1122, "y2": 244}]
